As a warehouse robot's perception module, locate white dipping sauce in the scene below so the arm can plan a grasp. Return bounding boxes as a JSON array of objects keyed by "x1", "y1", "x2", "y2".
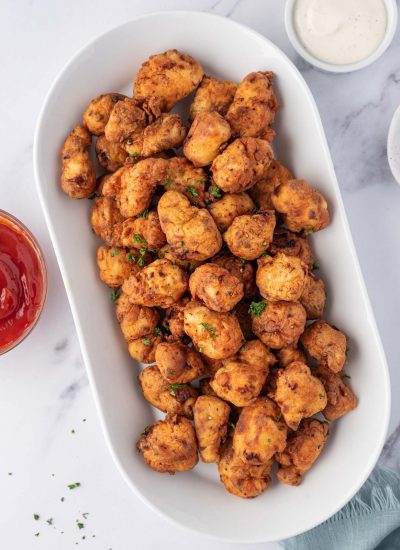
[{"x1": 294, "y1": 0, "x2": 388, "y2": 65}]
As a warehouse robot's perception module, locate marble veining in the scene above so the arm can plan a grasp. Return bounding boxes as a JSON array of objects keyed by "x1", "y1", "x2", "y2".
[{"x1": 0, "y1": 1, "x2": 399, "y2": 549}]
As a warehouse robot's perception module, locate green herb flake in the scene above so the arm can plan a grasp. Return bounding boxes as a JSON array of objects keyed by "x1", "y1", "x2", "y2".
[
  {"x1": 306, "y1": 228, "x2": 314, "y2": 235},
  {"x1": 129, "y1": 151, "x2": 138, "y2": 158},
  {"x1": 153, "y1": 327, "x2": 163, "y2": 336},
  {"x1": 187, "y1": 186, "x2": 198, "y2": 198},
  {"x1": 82, "y1": 513, "x2": 89, "y2": 519},
  {"x1": 46, "y1": 518, "x2": 53, "y2": 526},
  {"x1": 343, "y1": 374, "x2": 351, "y2": 379},
  {"x1": 164, "y1": 178, "x2": 172, "y2": 188},
  {"x1": 199, "y1": 348, "x2": 203, "y2": 353},
  {"x1": 209, "y1": 185, "x2": 221, "y2": 198},
  {"x1": 76, "y1": 520, "x2": 84, "y2": 530},
  {"x1": 138, "y1": 256, "x2": 145, "y2": 267},
  {"x1": 169, "y1": 383, "x2": 186, "y2": 397},
  {"x1": 134, "y1": 234, "x2": 147, "y2": 244},
  {"x1": 61, "y1": 497, "x2": 65, "y2": 502},
  {"x1": 199, "y1": 322, "x2": 217, "y2": 340},
  {"x1": 239, "y1": 258, "x2": 246, "y2": 264},
  {"x1": 228, "y1": 422, "x2": 236, "y2": 430},
  {"x1": 196, "y1": 178, "x2": 205, "y2": 183},
  {"x1": 33, "y1": 514, "x2": 40, "y2": 521},
  {"x1": 167, "y1": 368, "x2": 174, "y2": 377},
  {"x1": 267, "y1": 438, "x2": 272, "y2": 443},
  {"x1": 260, "y1": 251, "x2": 268, "y2": 257},
  {"x1": 136, "y1": 209, "x2": 149, "y2": 218},
  {"x1": 127, "y1": 253, "x2": 136, "y2": 263},
  {"x1": 141, "y1": 338, "x2": 151, "y2": 346},
  {"x1": 35, "y1": 533, "x2": 40, "y2": 537},
  {"x1": 276, "y1": 413, "x2": 282, "y2": 422},
  {"x1": 312, "y1": 262, "x2": 320, "y2": 271},
  {"x1": 319, "y1": 393, "x2": 325, "y2": 400},
  {"x1": 68, "y1": 482, "x2": 81, "y2": 490},
  {"x1": 111, "y1": 249, "x2": 120, "y2": 257},
  {"x1": 248, "y1": 301, "x2": 266, "y2": 317},
  {"x1": 110, "y1": 288, "x2": 121, "y2": 302}
]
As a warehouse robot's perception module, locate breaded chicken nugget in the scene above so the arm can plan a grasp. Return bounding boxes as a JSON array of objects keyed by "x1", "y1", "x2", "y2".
[
  {"x1": 189, "y1": 75, "x2": 237, "y2": 121},
  {"x1": 300, "y1": 320, "x2": 347, "y2": 373},
  {"x1": 61, "y1": 125, "x2": 96, "y2": 199},
  {"x1": 183, "y1": 112, "x2": 231, "y2": 167},
  {"x1": 224, "y1": 211, "x2": 276, "y2": 260}
]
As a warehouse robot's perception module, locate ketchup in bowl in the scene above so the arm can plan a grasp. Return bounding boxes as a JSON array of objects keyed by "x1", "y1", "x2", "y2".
[{"x1": 0, "y1": 211, "x2": 47, "y2": 354}]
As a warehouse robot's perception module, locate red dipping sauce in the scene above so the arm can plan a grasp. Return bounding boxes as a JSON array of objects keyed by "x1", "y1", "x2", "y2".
[{"x1": 0, "y1": 211, "x2": 47, "y2": 354}]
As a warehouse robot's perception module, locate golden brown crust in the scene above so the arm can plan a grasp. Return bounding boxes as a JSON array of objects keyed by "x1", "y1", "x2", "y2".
[
  {"x1": 128, "y1": 334, "x2": 163, "y2": 364},
  {"x1": 256, "y1": 253, "x2": 308, "y2": 302},
  {"x1": 125, "y1": 114, "x2": 187, "y2": 158},
  {"x1": 300, "y1": 275, "x2": 326, "y2": 320},
  {"x1": 272, "y1": 179, "x2": 330, "y2": 233},
  {"x1": 162, "y1": 157, "x2": 207, "y2": 206},
  {"x1": 189, "y1": 263, "x2": 244, "y2": 312},
  {"x1": 183, "y1": 112, "x2": 231, "y2": 167},
  {"x1": 83, "y1": 93, "x2": 126, "y2": 135},
  {"x1": 60, "y1": 125, "x2": 96, "y2": 199},
  {"x1": 315, "y1": 366, "x2": 357, "y2": 421},
  {"x1": 208, "y1": 193, "x2": 255, "y2": 232},
  {"x1": 300, "y1": 320, "x2": 347, "y2": 373},
  {"x1": 276, "y1": 419, "x2": 330, "y2": 485},
  {"x1": 276, "y1": 346, "x2": 307, "y2": 368},
  {"x1": 95, "y1": 134, "x2": 128, "y2": 172},
  {"x1": 163, "y1": 297, "x2": 191, "y2": 339},
  {"x1": 212, "y1": 253, "x2": 256, "y2": 298},
  {"x1": 116, "y1": 293, "x2": 159, "y2": 342},
  {"x1": 183, "y1": 300, "x2": 243, "y2": 359},
  {"x1": 96, "y1": 246, "x2": 139, "y2": 288},
  {"x1": 122, "y1": 258, "x2": 188, "y2": 308},
  {"x1": 226, "y1": 71, "x2": 279, "y2": 140},
  {"x1": 189, "y1": 75, "x2": 237, "y2": 121},
  {"x1": 104, "y1": 97, "x2": 148, "y2": 144},
  {"x1": 137, "y1": 414, "x2": 198, "y2": 473},
  {"x1": 250, "y1": 160, "x2": 293, "y2": 210},
  {"x1": 269, "y1": 228, "x2": 314, "y2": 269},
  {"x1": 155, "y1": 341, "x2": 204, "y2": 383},
  {"x1": 252, "y1": 300, "x2": 306, "y2": 349},
  {"x1": 193, "y1": 395, "x2": 231, "y2": 463},
  {"x1": 274, "y1": 361, "x2": 327, "y2": 430},
  {"x1": 211, "y1": 137, "x2": 273, "y2": 193},
  {"x1": 118, "y1": 211, "x2": 166, "y2": 250},
  {"x1": 211, "y1": 359, "x2": 269, "y2": 407},
  {"x1": 223, "y1": 211, "x2": 276, "y2": 260},
  {"x1": 90, "y1": 196, "x2": 125, "y2": 245},
  {"x1": 134, "y1": 49, "x2": 204, "y2": 112}
]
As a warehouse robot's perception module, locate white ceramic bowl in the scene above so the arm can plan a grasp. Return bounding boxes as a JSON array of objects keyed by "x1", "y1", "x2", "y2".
[
  {"x1": 388, "y1": 104, "x2": 400, "y2": 184},
  {"x1": 34, "y1": 11, "x2": 390, "y2": 543},
  {"x1": 285, "y1": 0, "x2": 398, "y2": 73}
]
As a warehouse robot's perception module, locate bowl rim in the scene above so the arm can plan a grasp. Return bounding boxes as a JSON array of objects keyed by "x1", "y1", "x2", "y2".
[
  {"x1": 284, "y1": 0, "x2": 398, "y2": 73},
  {"x1": 0, "y1": 209, "x2": 48, "y2": 355},
  {"x1": 387, "y1": 103, "x2": 400, "y2": 184},
  {"x1": 33, "y1": 10, "x2": 391, "y2": 543}
]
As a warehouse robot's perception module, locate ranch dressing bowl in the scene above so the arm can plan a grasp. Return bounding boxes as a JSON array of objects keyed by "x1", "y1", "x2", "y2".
[{"x1": 285, "y1": 0, "x2": 398, "y2": 73}]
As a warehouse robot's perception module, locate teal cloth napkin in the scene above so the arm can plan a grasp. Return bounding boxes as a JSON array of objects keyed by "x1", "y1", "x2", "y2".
[{"x1": 280, "y1": 465, "x2": 400, "y2": 550}]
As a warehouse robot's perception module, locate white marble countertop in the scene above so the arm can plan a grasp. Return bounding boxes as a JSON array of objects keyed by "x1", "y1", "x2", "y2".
[{"x1": 1, "y1": 1, "x2": 399, "y2": 548}]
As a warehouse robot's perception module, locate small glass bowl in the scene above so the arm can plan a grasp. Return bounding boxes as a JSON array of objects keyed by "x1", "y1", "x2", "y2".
[
  {"x1": 285, "y1": 0, "x2": 398, "y2": 73},
  {"x1": 0, "y1": 210, "x2": 48, "y2": 355}
]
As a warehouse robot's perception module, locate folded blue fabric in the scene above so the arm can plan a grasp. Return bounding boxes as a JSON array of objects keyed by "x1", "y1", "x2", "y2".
[{"x1": 280, "y1": 465, "x2": 400, "y2": 550}]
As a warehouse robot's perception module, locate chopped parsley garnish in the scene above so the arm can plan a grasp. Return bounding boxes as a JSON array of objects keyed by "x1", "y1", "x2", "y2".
[
  {"x1": 167, "y1": 368, "x2": 174, "y2": 377},
  {"x1": 187, "y1": 186, "x2": 198, "y2": 198},
  {"x1": 111, "y1": 249, "x2": 120, "y2": 257},
  {"x1": 82, "y1": 513, "x2": 89, "y2": 519},
  {"x1": 306, "y1": 227, "x2": 314, "y2": 235},
  {"x1": 127, "y1": 253, "x2": 137, "y2": 263},
  {"x1": 248, "y1": 301, "x2": 266, "y2": 317},
  {"x1": 134, "y1": 234, "x2": 147, "y2": 245},
  {"x1": 129, "y1": 151, "x2": 138, "y2": 157},
  {"x1": 164, "y1": 178, "x2": 172, "y2": 188},
  {"x1": 267, "y1": 438, "x2": 272, "y2": 443},
  {"x1": 312, "y1": 262, "x2": 319, "y2": 271},
  {"x1": 33, "y1": 514, "x2": 40, "y2": 521},
  {"x1": 319, "y1": 393, "x2": 325, "y2": 400},
  {"x1": 199, "y1": 348, "x2": 203, "y2": 353},
  {"x1": 199, "y1": 322, "x2": 217, "y2": 340},
  {"x1": 228, "y1": 422, "x2": 236, "y2": 430},
  {"x1": 67, "y1": 482, "x2": 81, "y2": 490},
  {"x1": 76, "y1": 520, "x2": 84, "y2": 530},
  {"x1": 345, "y1": 345, "x2": 350, "y2": 355},
  {"x1": 196, "y1": 178, "x2": 205, "y2": 183},
  {"x1": 343, "y1": 374, "x2": 351, "y2": 379},
  {"x1": 239, "y1": 258, "x2": 246, "y2": 263},
  {"x1": 136, "y1": 209, "x2": 149, "y2": 218},
  {"x1": 169, "y1": 383, "x2": 186, "y2": 397},
  {"x1": 46, "y1": 518, "x2": 53, "y2": 526},
  {"x1": 260, "y1": 251, "x2": 268, "y2": 257},
  {"x1": 179, "y1": 241, "x2": 184, "y2": 246},
  {"x1": 141, "y1": 338, "x2": 151, "y2": 346},
  {"x1": 110, "y1": 288, "x2": 121, "y2": 302},
  {"x1": 209, "y1": 185, "x2": 221, "y2": 198},
  {"x1": 153, "y1": 327, "x2": 163, "y2": 336}
]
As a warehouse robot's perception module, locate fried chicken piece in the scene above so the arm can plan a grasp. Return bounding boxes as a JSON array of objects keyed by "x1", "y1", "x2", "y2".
[
  {"x1": 238, "y1": 339, "x2": 276, "y2": 370},
  {"x1": 252, "y1": 300, "x2": 306, "y2": 349},
  {"x1": 160, "y1": 157, "x2": 207, "y2": 206},
  {"x1": 250, "y1": 160, "x2": 293, "y2": 210},
  {"x1": 315, "y1": 366, "x2": 357, "y2": 421},
  {"x1": 189, "y1": 263, "x2": 244, "y2": 312},
  {"x1": 199, "y1": 377, "x2": 218, "y2": 397},
  {"x1": 208, "y1": 192, "x2": 255, "y2": 232},
  {"x1": 223, "y1": 211, "x2": 276, "y2": 260},
  {"x1": 274, "y1": 361, "x2": 327, "y2": 430},
  {"x1": 183, "y1": 112, "x2": 231, "y2": 167},
  {"x1": 193, "y1": 395, "x2": 231, "y2": 463},
  {"x1": 60, "y1": 125, "x2": 96, "y2": 199},
  {"x1": 157, "y1": 190, "x2": 222, "y2": 261},
  {"x1": 256, "y1": 252, "x2": 308, "y2": 302},
  {"x1": 104, "y1": 97, "x2": 148, "y2": 144},
  {"x1": 116, "y1": 292, "x2": 159, "y2": 342},
  {"x1": 128, "y1": 334, "x2": 163, "y2": 364},
  {"x1": 137, "y1": 414, "x2": 198, "y2": 473},
  {"x1": 233, "y1": 397, "x2": 287, "y2": 464},
  {"x1": 117, "y1": 158, "x2": 168, "y2": 217},
  {"x1": 212, "y1": 253, "x2": 256, "y2": 298},
  {"x1": 276, "y1": 346, "x2": 306, "y2": 368},
  {"x1": 226, "y1": 71, "x2": 279, "y2": 140},
  {"x1": 139, "y1": 365, "x2": 197, "y2": 418},
  {"x1": 300, "y1": 320, "x2": 347, "y2": 373},
  {"x1": 211, "y1": 137, "x2": 273, "y2": 193},
  {"x1": 134, "y1": 49, "x2": 203, "y2": 112},
  {"x1": 163, "y1": 296, "x2": 190, "y2": 339},
  {"x1": 90, "y1": 196, "x2": 125, "y2": 245},
  {"x1": 98, "y1": 166, "x2": 125, "y2": 199},
  {"x1": 269, "y1": 228, "x2": 314, "y2": 269},
  {"x1": 118, "y1": 210, "x2": 166, "y2": 250},
  {"x1": 155, "y1": 341, "x2": 204, "y2": 383},
  {"x1": 183, "y1": 300, "x2": 243, "y2": 359},
  {"x1": 124, "y1": 114, "x2": 187, "y2": 158},
  {"x1": 189, "y1": 75, "x2": 237, "y2": 121},
  {"x1": 218, "y1": 436, "x2": 273, "y2": 498},
  {"x1": 272, "y1": 179, "x2": 330, "y2": 233},
  {"x1": 95, "y1": 134, "x2": 128, "y2": 172},
  {"x1": 96, "y1": 246, "x2": 139, "y2": 287},
  {"x1": 300, "y1": 275, "x2": 326, "y2": 319},
  {"x1": 122, "y1": 258, "x2": 188, "y2": 308},
  {"x1": 83, "y1": 93, "x2": 127, "y2": 135},
  {"x1": 276, "y1": 419, "x2": 330, "y2": 485}
]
